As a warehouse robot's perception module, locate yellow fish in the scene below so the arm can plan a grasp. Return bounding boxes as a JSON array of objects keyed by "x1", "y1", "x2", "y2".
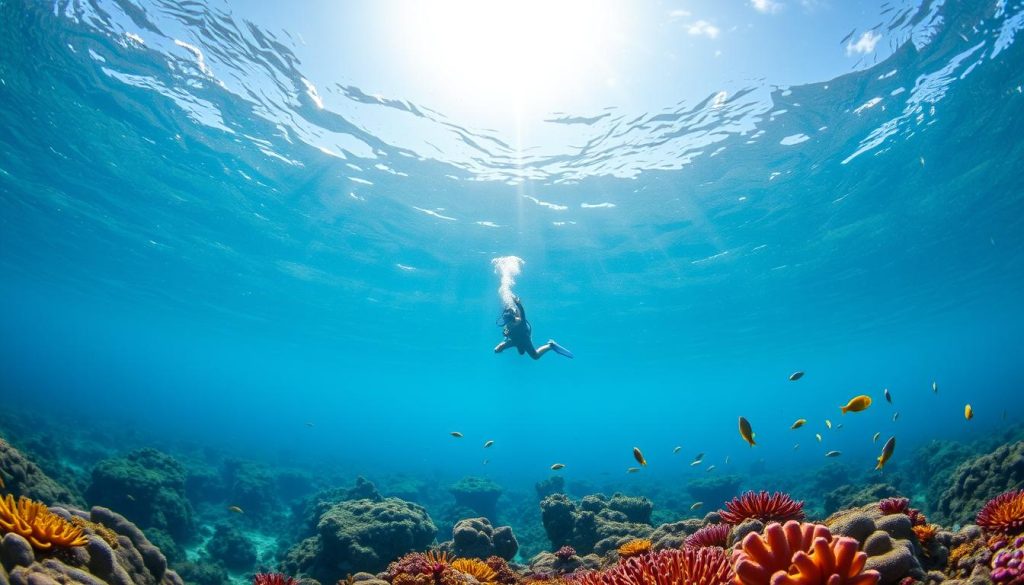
[
  {"x1": 964, "y1": 404, "x2": 973, "y2": 420},
  {"x1": 791, "y1": 419, "x2": 807, "y2": 429},
  {"x1": 673, "y1": 446, "x2": 682, "y2": 454},
  {"x1": 450, "y1": 432, "x2": 463, "y2": 438},
  {"x1": 627, "y1": 467, "x2": 641, "y2": 473},
  {"x1": 633, "y1": 447, "x2": 647, "y2": 466},
  {"x1": 841, "y1": 395, "x2": 872, "y2": 414},
  {"x1": 873, "y1": 432, "x2": 881, "y2": 443},
  {"x1": 550, "y1": 463, "x2": 565, "y2": 470},
  {"x1": 483, "y1": 440, "x2": 495, "y2": 448},
  {"x1": 825, "y1": 419, "x2": 832, "y2": 429},
  {"x1": 815, "y1": 433, "x2": 822, "y2": 443},
  {"x1": 228, "y1": 505, "x2": 244, "y2": 514},
  {"x1": 738, "y1": 416, "x2": 756, "y2": 447},
  {"x1": 876, "y1": 436, "x2": 896, "y2": 470},
  {"x1": 690, "y1": 502, "x2": 703, "y2": 510}
]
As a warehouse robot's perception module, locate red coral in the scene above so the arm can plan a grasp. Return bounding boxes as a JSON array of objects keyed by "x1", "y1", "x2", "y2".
[
  {"x1": 574, "y1": 547, "x2": 732, "y2": 585},
  {"x1": 878, "y1": 498, "x2": 910, "y2": 515},
  {"x1": 978, "y1": 490, "x2": 1024, "y2": 535},
  {"x1": 719, "y1": 491, "x2": 805, "y2": 525},
  {"x1": 254, "y1": 574, "x2": 297, "y2": 585},
  {"x1": 731, "y1": 521, "x2": 880, "y2": 585},
  {"x1": 685, "y1": 524, "x2": 730, "y2": 548},
  {"x1": 555, "y1": 545, "x2": 577, "y2": 560}
]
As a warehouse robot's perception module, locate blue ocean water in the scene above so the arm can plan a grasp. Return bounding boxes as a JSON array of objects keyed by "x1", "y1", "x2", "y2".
[{"x1": 0, "y1": 0, "x2": 1022, "y2": 520}]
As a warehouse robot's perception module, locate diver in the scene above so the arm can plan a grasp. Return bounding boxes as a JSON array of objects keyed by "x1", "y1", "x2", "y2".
[{"x1": 494, "y1": 295, "x2": 573, "y2": 359}]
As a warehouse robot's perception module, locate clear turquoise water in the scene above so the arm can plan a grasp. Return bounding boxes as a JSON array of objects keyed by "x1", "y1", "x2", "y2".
[{"x1": 0, "y1": 0, "x2": 1022, "y2": 493}]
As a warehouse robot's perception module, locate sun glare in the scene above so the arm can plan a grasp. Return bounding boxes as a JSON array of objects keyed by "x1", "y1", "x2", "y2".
[{"x1": 393, "y1": 0, "x2": 625, "y2": 115}]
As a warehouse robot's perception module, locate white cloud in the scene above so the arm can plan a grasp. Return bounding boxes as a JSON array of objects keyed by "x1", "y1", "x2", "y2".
[
  {"x1": 668, "y1": 9, "x2": 691, "y2": 20},
  {"x1": 847, "y1": 31, "x2": 881, "y2": 55},
  {"x1": 751, "y1": 0, "x2": 783, "y2": 14},
  {"x1": 687, "y1": 20, "x2": 720, "y2": 39}
]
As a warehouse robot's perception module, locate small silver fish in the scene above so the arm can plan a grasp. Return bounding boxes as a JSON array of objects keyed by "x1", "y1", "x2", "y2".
[
  {"x1": 690, "y1": 459, "x2": 702, "y2": 466},
  {"x1": 483, "y1": 440, "x2": 494, "y2": 448},
  {"x1": 932, "y1": 381, "x2": 938, "y2": 394},
  {"x1": 815, "y1": 433, "x2": 822, "y2": 443},
  {"x1": 627, "y1": 467, "x2": 641, "y2": 473},
  {"x1": 836, "y1": 424, "x2": 843, "y2": 430},
  {"x1": 893, "y1": 412, "x2": 899, "y2": 422},
  {"x1": 884, "y1": 388, "x2": 892, "y2": 404},
  {"x1": 550, "y1": 463, "x2": 565, "y2": 470},
  {"x1": 483, "y1": 459, "x2": 489, "y2": 465},
  {"x1": 825, "y1": 451, "x2": 842, "y2": 457},
  {"x1": 673, "y1": 446, "x2": 682, "y2": 454},
  {"x1": 450, "y1": 432, "x2": 464, "y2": 438},
  {"x1": 694, "y1": 452, "x2": 704, "y2": 460},
  {"x1": 789, "y1": 371, "x2": 805, "y2": 381},
  {"x1": 793, "y1": 443, "x2": 800, "y2": 450},
  {"x1": 690, "y1": 502, "x2": 703, "y2": 510},
  {"x1": 725, "y1": 456, "x2": 730, "y2": 464},
  {"x1": 706, "y1": 465, "x2": 716, "y2": 472},
  {"x1": 873, "y1": 432, "x2": 881, "y2": 443}
]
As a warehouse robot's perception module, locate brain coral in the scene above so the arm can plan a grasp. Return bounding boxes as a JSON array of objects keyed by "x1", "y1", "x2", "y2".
[
  {"x1": 731, "y1": 520, "x2": 880, "y2": 585},
  {"x1": 316, "y1": 497, "x2": 437, "y2": 576},
  {"x1": 977, "y1": 490, "x2": 1024, "y2": 535},
  {"x1": 0, "y1": 494, "x2": 87, "y2": 550},
  {"x1": 825, "y1": 503, "x2": 923, "y2": 584},
  {"x1": 575, "y1": 547, "x2": 733, "y2": 585},
  {"x1": 720, "y1": 492, "x2": 805, "y2": 525},
  {"x1": 935, "y1": 441, "x2": 1024, "y2": 527}
]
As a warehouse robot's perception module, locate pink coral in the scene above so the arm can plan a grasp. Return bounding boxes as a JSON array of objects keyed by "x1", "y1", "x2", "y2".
[
  {"x1": 555, "y1": 545, "x2": 577, "y2": 560},
  {"x1": 719, "y1": 492, "x2": 805, "y2": 525},
  {"x1": 990, "y1": 534, "x2": 1024, "y2": 583},
  {"x1": 731, "y1": 520, "x2": 880, "y2": 585},
  {"x1": 877, "y1": 498, "x2": 909, "y2": 515},
  {"x1": 253, "y1": 574, "x2": 297, "y2": 585},
  {"x1": 573, "y1": 547, "x2": 732, "y2": 585},
  {"x1": 686, "y1": 524, "x2": 731, "y2": 549}
]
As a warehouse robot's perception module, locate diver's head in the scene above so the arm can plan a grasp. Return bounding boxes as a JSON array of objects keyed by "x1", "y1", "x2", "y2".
[{"x1": 498, "y1": 307, "x2": 516, "y2": 326}]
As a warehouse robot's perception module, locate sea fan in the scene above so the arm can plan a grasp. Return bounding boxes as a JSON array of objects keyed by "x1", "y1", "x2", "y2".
[
  {"x1": 617, "y1": 539, "x2": 652, "y2": 559},
  {"x1": 719, "y1": 491, "x2": 805, "y2": 525},
  {"x1": 977, "y1": 490, "x2": 1024, "y2": 535},
  {"x1": 685, "y1": 524, "x2": 730, "y2": 549}
]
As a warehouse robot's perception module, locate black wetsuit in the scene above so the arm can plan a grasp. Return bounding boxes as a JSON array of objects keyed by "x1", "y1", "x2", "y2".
[{"x1": 504, "y1": 299, "x2": 538, "y2": 358}]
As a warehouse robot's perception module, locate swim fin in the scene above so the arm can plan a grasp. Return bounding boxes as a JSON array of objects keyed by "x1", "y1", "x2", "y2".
[{"x1": 548, "y1": 340, "x2": 574, "y2": 359}]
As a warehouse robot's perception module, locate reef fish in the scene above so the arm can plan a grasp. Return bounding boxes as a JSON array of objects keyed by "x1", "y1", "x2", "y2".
[
  {"x1": 815, "y1": 433, "x2": 822, "y2": 443},
  {"x1": 633, "y1": 447, "x2": 647, "y2": 466},
  {"x1": 627, "y1": 467, "x2": 641, "y2": 473},
  {"x1": 691, "y1": 502, "x2": 703, "y2": 510},
  {"x1": 673, "y1": 446, "x2": 682, "y2": 454},
  {"x1": 884, "y1": 388, "x2": 892, "y2": 403},
  {"x1": 932, "y1": 381, "x2": 938, "y2": 393},
  {"x1": 841, "y1": 395, "x2": 872, "y2": 414},
  {"x1": 228, "y1": 506, "x2": 244, "y2": 514},
  {"x1": 876, "y1": 436, "x2": 896, "y2": 470},
  {"x1": 825, "y1": 451, "x2": 842, "y2": 457},
  {"x1": 892, "y1": 412, "x2": 899, "y2": 422},
  {"x1": 791, "y1": 419, "x2": 806, "y2": 429},
  {"x1": 873, "y1": 432, "x2": 881, "y2": 443},
  {"x1": 484, "y1": 440, "x2": 494, "y2": 448},
  {"x1": 964, "y1": 404, "x2": 973, "y2": 420},
  {"x1": 450, "y1": 432, "x2": 463, "y2": 438},
  {"x1": 738, "y1": 417, "x2": 756, "y2": 447},
  {"x1": 825, "y1": 419, "x2": 832, "y2": 429},
  {"x1": 789, "y1": 371, "x2": 805, "y2": 381},
  {"x1": 550, "y1": 463, "x2": 565, "y2": 470},
  {"x1": 706, "y1": 465, "x2": 716, "y2": 472}
]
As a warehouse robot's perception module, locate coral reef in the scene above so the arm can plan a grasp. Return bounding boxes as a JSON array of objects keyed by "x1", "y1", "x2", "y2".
[
  {"x1": 440, "y1": 517, "x2": 518, "y2": 561},
  {"x1": 615, "y1": 539, "x2": 652, "y2": 560},
  {"x1": 574, "y1": 547, "x2": 733, "y2": 585},
  {"x1": 203, "y1": 523, "x2": 256, "y2": 572},
  {"x1": 536, "y1": 478, "x2": 565, "y2": 501},
  {"x1": 0, "y1": 439, "x2": 82, "y2": 507},
  {"x1": 824, "y1": 485, "x2": 899, "y2": 517},
  {"x1": 450, "y1": 478, "x2": 503, "y2": 522},
  {"x1": 85, "y1": 449, "x2": 195, "y2": 541},
  {"x1": 685, "y1": 524, "x2": 730, "y2": 549},
  {"x1": 825, "y1": 503, "x2": 924, "y2": 584},
  {"x1": 0, "y1": 494, "x2": 88, "y2": 550},
  {"x1": 281, "y1": 496, "x2": 436, "y2": 582},
  {"x1": 976, "y1": 490, "x2": 1024, "y2": 535},
  {"x1": 450, "y1": 558, "x2": 497, "y2": 582},
  {"x1": 649, "y1": 519, "x2": 703, "y2": 550},
  {"x1": 539, "y1": 494, "x2": 654, "y2": 556},
  {"x1": 252, "y1": 574, "x2": 297, "y2": 585},
  {"x1": 0, "y1": 504, "x2": 182, "y2": 585},
  {"x1": 989, "y1": 534, "x2": 1024, "y2": 583},
  {"x1": 935, "y1": 441, "x2": 1024, "y2": 527},
  {"x1": 554, "y1": 546, "x2": 576, "y2": 560},
  {"x1": 731, "y1": 520, "x2": 880, "y2": 585},
  {"x1": 719, "y1": 492, "x2": 805, "y2": 525}
]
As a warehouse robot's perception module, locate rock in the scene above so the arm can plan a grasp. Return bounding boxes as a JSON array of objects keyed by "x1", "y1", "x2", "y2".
[
  {"x1": 442, "y1": 518, "x2": 518, "y2": 560},
  {"x1": 534, "y1": 477, "x2": 565, "y2": 500},
  {"x1": 539, "y1": 493, "x2": 653, "y2": 555},
  {"x1": 826, "y1": 503, "x2": 924, "y2": 585},
  {"x1": 650, "y1": 519, "x2": 703, "y2": 549},
  {"x1": 449, "y1": 477, "x2": 503, "y2": 522},
  {"x1": 935, "y1": 441, "x2": 1024, "y2": 526},
  {"x1": 0, "y1": 439, "x2": 81, "y2": 507},
  {"x1": 1, "y1": 534, "x2": 35, "y2": 569},
  {"x1": 203, "y1": 524, "x2": 255, "y2": 572}
]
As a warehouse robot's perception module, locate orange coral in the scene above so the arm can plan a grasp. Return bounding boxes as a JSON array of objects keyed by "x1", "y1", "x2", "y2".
[
  {"x1": 911, "y1": 524, "x2": 938, "y2": 544},
  {"x1": 731, "y1": 520, "x2": 880, "y2": 585},
  {"x1": 977, "y1": 490, "x2": 1024, "y2": 534},
  {"x1": 0, "y1": 494, "x2": 88, "y2": 550},
  {"x1": 427, "y1": 551, "x2": 452, "y2": 566},
  {"x1": 617, "y1": 539, "x2": 653, "y2": 559},
  {"x1": 452, "y1": 558, "x2": 498, "y2": 584}
]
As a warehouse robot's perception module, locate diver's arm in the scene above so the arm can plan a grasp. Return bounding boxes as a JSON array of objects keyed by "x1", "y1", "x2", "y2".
[{"x1": 514, "y1": 297, "x2": 526, "y2": 321}]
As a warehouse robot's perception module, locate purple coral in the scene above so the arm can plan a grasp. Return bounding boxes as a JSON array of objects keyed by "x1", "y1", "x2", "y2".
[
  {"x1": 685, "y1": 524, "x2": 730, "y2": 548},
  {"x1": 990, "y1": 535, "x2": 1024, "y2": 583},
  {"x1": 878, "y1": 497, "x2": 910, "y2": 515},
  {"x1": 555, "y1": 545, "x2": 577, "y2": 560}
]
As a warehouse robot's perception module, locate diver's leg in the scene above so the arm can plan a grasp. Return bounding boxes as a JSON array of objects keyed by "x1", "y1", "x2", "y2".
[
  {"x1": 529, "y1": 343, "x2": 552, "y2": 360},
  {"x1": 494, "y1": 340, "x2": 511, "y2": 353}
]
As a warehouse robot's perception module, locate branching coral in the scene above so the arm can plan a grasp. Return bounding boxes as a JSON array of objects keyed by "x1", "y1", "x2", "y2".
[
  {"x1": 978, "y1": 490, "x2": 1024, "y2": 535},
  {"x1": 617, "y1": 539, "x2": 653, "y2": 559},
  {"x1": 731, "y1": 520, "x2": 880, "y2": 585},
  {"x1": 452, "y1": 558, "x2": 499, "y2": 583},
  {"x1": 575, "y1": 547, "x2": 732, "y2": 585},
  {"x1": 253, "y1": 574, "x2": 298, "y2": 585},
  {"x1": 686, "y1": 524, "x2": 731, "y2": 549},
  {"x1": 720, "y1": 492, "x2": 805, "y2": 525},
  {"x1": 877, "y1": 498, "x2": 909, "y2": 515},
  {"x1": 911, "y1": 524, "x2": 938, "y2": 545},
  {"x1": 0, "y1": 493, "x2": 88, "y2": 550}
]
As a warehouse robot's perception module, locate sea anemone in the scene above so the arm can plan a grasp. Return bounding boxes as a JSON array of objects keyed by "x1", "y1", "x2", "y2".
[
  {"x1": 555, "y1": 546, "x2": 577, "y2": 560},
  {"x1": 452, "y1": 558, "x2": 498, "y2": 584},
  {"x1": 719, "y1": 491, "x2": 805, "y2": 525},
  {"x1": 911, "y1": 524, "x2": 938, "y2": 545},
  {"x1": 977, "y1": 490, "x2": 1024, "y2": 535},
  {"x1": 731, "y1": 520, "x2": 880, "y2": 585},
  {"x1": 253, "y1": 574, "x2": 297, "y2": 585},
  {"x1": 877, "y1": 498, "x2": 910, "y2": 515},
  {"x1": 617, "y1": 539, "x2": 653, "y2": 559},
  {"x1": 0, "y1": 494, "x2": 88, "y2": 550},
  {"x1": 685, "y1": 524, "x2": 730, "y2": 549},
  {"x1": 575, "y1": 547, "x2": 732, "y2": 585},
  {"x1": 388, "y1": 550, "x2": 452, "y2": 580}
]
